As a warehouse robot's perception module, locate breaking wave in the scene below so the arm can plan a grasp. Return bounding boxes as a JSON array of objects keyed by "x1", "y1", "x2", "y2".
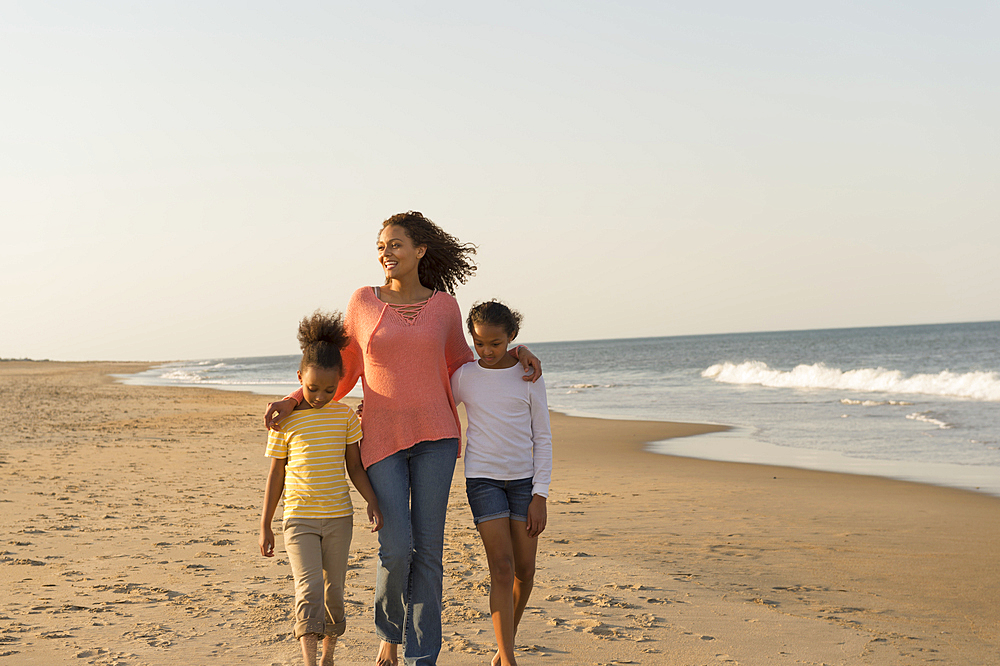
[
  {"x1": 702, "y1": 361, "x2": 1000, "y2": 402},
  {"x1": 840, "y1": 398, "x2": 913, "y2": 406},
  {"x1": 906, "y1": 411, "x2": 952, "y2": 429}
]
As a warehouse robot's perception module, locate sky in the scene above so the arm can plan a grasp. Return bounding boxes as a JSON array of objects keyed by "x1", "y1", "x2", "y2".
[{"x1": 2, "y1": 1, "x2": 998, "y2": 361}]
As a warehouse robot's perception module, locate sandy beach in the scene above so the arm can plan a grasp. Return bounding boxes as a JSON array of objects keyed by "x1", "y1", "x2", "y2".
[{"x1": 2, "y1": 361, "x2": 998, "y2": 665}]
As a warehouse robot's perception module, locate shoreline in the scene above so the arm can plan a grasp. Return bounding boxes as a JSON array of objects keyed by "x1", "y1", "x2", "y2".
[
  {"x1": 651, "y1": 426, "x2": 1000, "y2": 498},
  {"x1": 118, "y1": 361, "x2": 1000, "y2": 499},
  {"x1": 3, "y1": 361, "x2": 999, "y2": 664}
]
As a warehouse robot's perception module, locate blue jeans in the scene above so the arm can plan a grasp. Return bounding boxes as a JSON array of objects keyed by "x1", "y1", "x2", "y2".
[{"x1": 365, "y1": 438, "x2": 459, "y2": 666}]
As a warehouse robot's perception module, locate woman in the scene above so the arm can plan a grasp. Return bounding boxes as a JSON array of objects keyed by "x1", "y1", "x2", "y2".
[{"x1": 265, "y1": 211, "x2": 540, "y2": 666}]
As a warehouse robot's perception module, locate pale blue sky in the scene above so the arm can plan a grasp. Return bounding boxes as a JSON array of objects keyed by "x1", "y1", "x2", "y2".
[{"x1": 3, "y1": 2, "x2": 998, "y2": 361}]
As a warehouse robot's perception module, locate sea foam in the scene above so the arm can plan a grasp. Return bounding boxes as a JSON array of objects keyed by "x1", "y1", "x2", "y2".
[
  {"x1": 906, "y1": 411, "x2": 952, "y2": 429},
  {"x1": 702, "y1": 361, "x2": 1000, "y2": 401}
]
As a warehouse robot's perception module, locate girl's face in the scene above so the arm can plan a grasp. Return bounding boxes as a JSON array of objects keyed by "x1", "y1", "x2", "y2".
[
  {"x1": 297, "y1": 365, "x2": 342, "y2": 409},
  {"x1": 377, "y1": 225, "x2": 426, "y2": 282},
  {"x1": 471, "y1": 322, "x2": 515, "y2": 368}
]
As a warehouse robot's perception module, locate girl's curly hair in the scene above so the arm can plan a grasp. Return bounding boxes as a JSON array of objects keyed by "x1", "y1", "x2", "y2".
[
  {"x1": 297, "y1": 310, "x2": 349, "y2": 373},
  {"x1": 467, "y1": 300, "x2": 523, "y2": 340},
  {"x1": 381, "y1": 211, "x2": 477, "y2": 295}
]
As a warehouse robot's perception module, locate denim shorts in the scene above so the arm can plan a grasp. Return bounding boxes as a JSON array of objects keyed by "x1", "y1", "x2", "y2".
[{"x1": 465, "y1": 477, "x2": 533, "y2": 525}]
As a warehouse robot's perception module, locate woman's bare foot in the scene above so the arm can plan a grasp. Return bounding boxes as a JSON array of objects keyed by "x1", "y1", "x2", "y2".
[
  {"x1": 376, "y1": 640, "x2": 398, "y2": 666},
  {"x1": 491, "y1": 648, "x2": 502, "y2": 666}
]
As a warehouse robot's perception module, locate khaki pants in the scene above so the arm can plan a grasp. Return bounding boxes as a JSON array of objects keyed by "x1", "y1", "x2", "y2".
[{"x1": 283, "y1": 516, "x2": 353, "y2": 638}]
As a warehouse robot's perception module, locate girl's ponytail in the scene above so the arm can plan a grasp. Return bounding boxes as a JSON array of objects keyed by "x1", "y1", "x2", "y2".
[{"x1": 297, "y1": 310, "x2": 349, "y2": 373}]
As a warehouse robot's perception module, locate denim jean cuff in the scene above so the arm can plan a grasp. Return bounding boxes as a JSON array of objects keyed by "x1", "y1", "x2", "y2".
[{"x1": 374, "y1": 628, "x2": 403, "y2": 645}]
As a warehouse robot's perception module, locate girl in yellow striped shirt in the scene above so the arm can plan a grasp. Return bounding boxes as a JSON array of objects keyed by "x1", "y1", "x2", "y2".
[{"x1": 259, "y1": 310, "x2": 383, "y2": 666}]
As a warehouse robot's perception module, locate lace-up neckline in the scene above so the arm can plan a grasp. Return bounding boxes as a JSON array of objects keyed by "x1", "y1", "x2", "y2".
[{"x1": 375, "y1": 287, "x2": 436, "y2": 325}]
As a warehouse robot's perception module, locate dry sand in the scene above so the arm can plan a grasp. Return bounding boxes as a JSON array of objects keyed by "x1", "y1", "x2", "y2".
[{"x1": 1, "y1": 361, "x2": 998, "y2": 665}]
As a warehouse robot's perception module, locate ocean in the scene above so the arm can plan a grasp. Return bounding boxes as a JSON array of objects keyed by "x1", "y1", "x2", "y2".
[{"x1": 119, "y1": 321, "x2": 1000, "y2": 497}]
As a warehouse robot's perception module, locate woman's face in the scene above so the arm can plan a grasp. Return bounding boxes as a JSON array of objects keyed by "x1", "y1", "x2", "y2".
[{"x1": 377, "y1": 225, "x2": 425, "y2": 282}]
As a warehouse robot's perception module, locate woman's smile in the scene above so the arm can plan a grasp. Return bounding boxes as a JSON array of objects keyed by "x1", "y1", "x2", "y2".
[{"x1": 377, "y1": 224, "x2": 426, "y2": 280}]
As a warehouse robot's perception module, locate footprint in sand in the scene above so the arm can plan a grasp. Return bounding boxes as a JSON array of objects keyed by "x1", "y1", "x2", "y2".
[
  {"x1": 567, "y1": 618, "x2": 620, "y2": 638},
  {"x1": 545, "y1": 591, "x2": 633, "y2": 609},
  {"x1": 626, "y1": 613, "x2": 659, "y2": 628}
]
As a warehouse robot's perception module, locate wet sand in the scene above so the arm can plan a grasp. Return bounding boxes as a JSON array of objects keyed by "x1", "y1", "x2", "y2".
[{"x1": 1, "y1": 361, "x2": 998, "y2": 664}]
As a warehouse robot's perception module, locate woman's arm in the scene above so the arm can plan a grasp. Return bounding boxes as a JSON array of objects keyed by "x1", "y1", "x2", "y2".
[
  {"x1": 333, "y1": 335, "x2": 364, "y2": 401},
  {"x1": 443, "y1": 297, "x2": 474, "y2": 377},
  {"x1": 265, "y1": 398, "x2": 297, "y2": 430},
  {"x1": 345, "y1": 444, "x2": 383, "y2": 532},
  {"x1": 266, "y1": 300, "x2": 366, "y2": 429},
  {"x1": 259, "y1": 457, "x2": 286, "y2": 557},
  {"x1": 510, "y1": 345, "x2": 542, "y2": 383}
]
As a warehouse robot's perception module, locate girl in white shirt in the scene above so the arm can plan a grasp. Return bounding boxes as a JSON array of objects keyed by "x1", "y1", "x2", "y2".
[{"x1": 450, "y1": 301, "x2": 552, "y2": 666}]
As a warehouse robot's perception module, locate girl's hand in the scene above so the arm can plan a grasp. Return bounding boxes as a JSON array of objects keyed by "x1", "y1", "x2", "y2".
[
  {"x1": 526, "y1": 495, "x2": 547, "y2": 537},
  {"x1": 517, "y1": 346, "x2": 542, "y2": 383},
  {"x1": 368, "y1": 502, "x2": 384, "y2": 532},
  {"x1": 260, "y1": 525, "x2": 275, "y2": 557},
  {"x1": 264, "y1": 398, "x2": 296, "y2": 430}
]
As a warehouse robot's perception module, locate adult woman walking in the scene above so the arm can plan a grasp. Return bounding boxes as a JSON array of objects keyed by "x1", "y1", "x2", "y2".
[{"x1": 264, "y1": 212, "x2": 540, "y2": 666}]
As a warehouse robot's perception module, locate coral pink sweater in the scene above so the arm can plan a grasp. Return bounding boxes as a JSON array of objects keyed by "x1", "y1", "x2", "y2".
[{"x1": 288, "y1": 287, "x2": 473, "y2": 468}]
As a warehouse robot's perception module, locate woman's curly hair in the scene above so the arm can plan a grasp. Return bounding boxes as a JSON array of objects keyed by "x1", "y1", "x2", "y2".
[
  {"x1": 467, "y1": 300, "x2": 523, "y2": 340},
  {"x1": 297, "y1": 309, "x2": 349, "y2": 373},
  {"x1": 381, "y1": 211, "x2": 477, "y2": 295}
]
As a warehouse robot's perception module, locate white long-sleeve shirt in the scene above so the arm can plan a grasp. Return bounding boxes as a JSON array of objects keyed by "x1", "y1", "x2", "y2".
[{"x1": 450, "y1": 361, "x2": 552, "y2": 497}]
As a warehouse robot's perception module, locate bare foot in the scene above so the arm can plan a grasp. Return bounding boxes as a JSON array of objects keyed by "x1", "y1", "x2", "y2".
[
  {"x1": 491, "y1": 648, "x2": 502, "y2": 666},
  {"x1": 301, "y1": 634, "x2": 319, "y2": 666},
  {"x1": 376, "y1": 640, "x2": 398, "y2": 666},
  {"x1": 320, "y1": 635, "x2": 337, "y2": 666}
]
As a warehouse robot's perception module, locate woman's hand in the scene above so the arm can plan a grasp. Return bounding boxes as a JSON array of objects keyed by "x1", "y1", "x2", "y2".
[
  {"x1": 264, "y1": 398, "x2": 296, "y2": 430},
  {"x1": 526, "y1": 495, "x2": 547, "y2": 537},
  {"x1": 517, "y1": 346, "x2": 542, "y2": 383}
]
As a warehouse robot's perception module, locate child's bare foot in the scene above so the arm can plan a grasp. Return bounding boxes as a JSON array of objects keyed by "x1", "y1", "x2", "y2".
[
  {"x1": 376, "y1": 640, "x2": 398, "y2": 666},
  {"x1": 320, "y1": 635, "x2": 337, "y2": 666},
  {"x1": 300, "y1": 634, "x2": 319, "y2": 666}
]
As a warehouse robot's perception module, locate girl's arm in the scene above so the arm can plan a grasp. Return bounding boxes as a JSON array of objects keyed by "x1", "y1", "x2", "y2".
[
  {"x1": 526, "y1": 377, "x2": 552, "y2": 538},
  {"x1": 259, "y1": 457, "x2": 286, "y2": 557},
  {"x1": 346, "y1": 444, "x2": 383, "y2": 532},
  {"x1": 526, "y1": 495, "x2": 547, "y2": 538},
  {"x1": 449, "y1": 364, "x2": 465, "y2": 406},
  {"x1": 528, "y1": 377, "x2": 552, "y2": 498}
]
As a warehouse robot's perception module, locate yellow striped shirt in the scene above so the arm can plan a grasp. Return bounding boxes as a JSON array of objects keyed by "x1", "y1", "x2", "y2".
[{"x1": 265, "y1": 401, "x2": 363, "y2": 519}]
